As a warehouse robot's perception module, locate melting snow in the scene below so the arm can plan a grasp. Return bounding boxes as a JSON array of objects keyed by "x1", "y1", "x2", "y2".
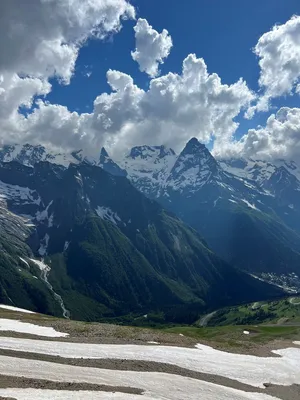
[
  {"x1": 241, "y1": 199, "x2": 259, "y2": 211},
  {"x1": 0, "y1": 320, "x2": 68, "y2": 337},
  {"x1": 1, "y1": 338, "x2": 300, "y2": 388},
  {"x1": 29, "y1": 259, "x2": 70, "y2": 319},
  {"x1": 38, "y1": 234, "x2": 49, "y2": 256},
  {"x1": 19, "y1": 257, "x2": 30, "y2": 268},
  {"x1": 213, "y1": 197, "x2": 221, "y2": 207},
  {"x1": 64, "y1": 241, "x2": 70, "y2": 251},
  {"x1": 0, "y1": 180, "x2": 41, "y2": 205},
  {"x1": 48, "y1": 213, "x2": 54, "y2": 227},
  {"x1": 0, "y1": 305, "x2": 35, "y2": 314},
  {"x1": 0, "y1": 356, "x2": 278, "y2": 400},
  {"x1": 96, "y1": 206, "x2": 121, "y2": 225},
  {"x1": 36, "y1": 201, "x2": 53, "y2": 222}
]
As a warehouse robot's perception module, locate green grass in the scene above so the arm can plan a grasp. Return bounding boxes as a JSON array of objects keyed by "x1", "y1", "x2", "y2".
[
  {"x1": 205, "y1": 296, "x2": 300, "y2": 327},
  {"x1": 163, "y1": 324, "x2": 300, "y2": 347}
]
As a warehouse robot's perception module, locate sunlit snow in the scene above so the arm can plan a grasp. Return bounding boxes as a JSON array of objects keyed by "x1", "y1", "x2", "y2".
[
  {"x1": 0, "y1": 320, "x2": 68, "y2": 337},
  {"x1": 95, "y1": 206, "x2": 121, "y2": 225},
  {"x1": 0, "y1": 356, "x2": 279, "y2": 400},
  {"x1": 0, "y1": 338, "x2": 299, "y2": 388},
  {"x1": 0, "y1": 305, "x2": 35, "y2": 314}
]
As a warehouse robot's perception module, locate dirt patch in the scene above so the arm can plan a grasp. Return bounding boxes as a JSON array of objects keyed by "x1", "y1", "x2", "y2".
[
  {"x1": 0, "y1": 397, "x2": 16, "y2": 400},
  {"x1": 0, "y1": 375, "x2": 142, "y2": 394},
  {"x1": 0, "y1": 315, "x2": 197, "y2": 348},
  {"x1": 264, "y1": 383, "x2": 300, "y2": 400}
]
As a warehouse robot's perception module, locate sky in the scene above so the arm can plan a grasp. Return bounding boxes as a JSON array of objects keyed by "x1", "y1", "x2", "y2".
[{"x1": 1, "y1": 0, "x2": 300, "y2": 161}]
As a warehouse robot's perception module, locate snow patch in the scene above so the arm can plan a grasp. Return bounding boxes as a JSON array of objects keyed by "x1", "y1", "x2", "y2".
[
  {"x1": 241, "y1": 199, "x2": 259, "y2": 211},
  {"x1": 0, "y1": 305, "x2": 35, "y2": 314},
  {"x1": 48, "y1": 213, "x2": 54, "y2": 227},
  {"x1": 63, "y1": 241, "x2": 70, "y2": 251},
  {"x1": 0, "y1": 319, "x2": 68, "y2": 337},
  {"x1": 95, "y1": 206, "x2": 121, "y2": 225},
  {"x1": 0, "y1": 181, "x2": 41, "y2": 205},
  {"x1": 36, "y1": 201, "x2": 53, "y2": 222},
  {"x1": 19, "y1": 257, "x2": 29, "y2": 268},
  {"x1": 30, "y1": 259, "x2": 70, "y2": 319},
  {"x1": 38, "y1": 234, "x2": 49, "y2": 256}
]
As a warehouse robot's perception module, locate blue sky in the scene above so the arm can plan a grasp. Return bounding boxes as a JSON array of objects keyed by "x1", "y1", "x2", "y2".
[{"x1": 48, "y1": 0, "x2": 300, "y2": 132}]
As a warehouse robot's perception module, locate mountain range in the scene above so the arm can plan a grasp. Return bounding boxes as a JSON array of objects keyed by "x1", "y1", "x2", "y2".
[
  {"x1": 119, "y1": 139, "x2": 300, "y2": 285},
  {"x1": 0, "y1": 140, "x2": 299, "y2": 322}
]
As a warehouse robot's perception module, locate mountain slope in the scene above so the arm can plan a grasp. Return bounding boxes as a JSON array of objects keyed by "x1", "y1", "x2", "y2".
[
  {"x1": 121, "y1": 139, "x2": 300, "y2": 283},
  {"x1": 0, "y1": 161, "x2": 282, "y2": 322}
]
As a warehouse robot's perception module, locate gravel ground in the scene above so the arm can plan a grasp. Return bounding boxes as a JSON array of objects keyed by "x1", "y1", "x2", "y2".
[{"x1": 0, "y1": 376, "x2": 141, "y2": 394}]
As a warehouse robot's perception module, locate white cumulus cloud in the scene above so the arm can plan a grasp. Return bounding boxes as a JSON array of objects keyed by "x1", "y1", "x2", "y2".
[
  {"x1": 247, "y1": 15, "x2": 300, "y2": 118},
  {"x1": 234, "y1": 107, "x2": 300, "y2": 163},
  {"x1": 131, "y1": 18, "x2": 173, "y2": 77},
  {"x1": 0, "y1": 54, "x2": 254, "y2": 158},
  {"x1": 0, "y1": 0, "x2": 135, "y2": 83},
  {"x1": 90, "y1": 54, "x2": 254, "y2": 157},
  {"x1": 0, "y1": 0, "x2": 135, "y2": 148}
]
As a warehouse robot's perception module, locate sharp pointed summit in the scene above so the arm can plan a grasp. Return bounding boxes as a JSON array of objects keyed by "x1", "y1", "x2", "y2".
[
  {"x1": 98, "y1": 147, "x2": 127, "y2": 177},
  {"x1": 182, "y1": 137, "x2": 206, "y2": 154}
]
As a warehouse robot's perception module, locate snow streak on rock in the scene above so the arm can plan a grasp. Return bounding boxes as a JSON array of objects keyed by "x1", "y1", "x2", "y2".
[{"x1": 30, "y1": 259, "x2": 70, "y2": 319}]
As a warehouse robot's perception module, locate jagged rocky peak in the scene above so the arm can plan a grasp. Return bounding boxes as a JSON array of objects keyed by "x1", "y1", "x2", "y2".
[
  {"x1": 127, "y1": 145, "x2": 176, "y2": 160},
  {"x1": 0, "y1": 143, "x2": 46, "y2": 164},
  {"x1": 181, "y1": 137, "x2": 206, "y2": 154},
  {"x1": 99, "y1": 147, "x2": 109, "y2": 160},
  {"x1": 267, "y1": 166, "x2": 299, "y2": 188},
  {"x1": 171, "y1": 138, "x2": 219, "y2": 174},
  {"x1": 164, "y1": 138, "x2": 222, "y2": 192},
  {"x1": 99, "y1": 147, "x2": 127, "y2": 177},
  {"x1": 71, "y1": 149, "x2": 84, "y2": 162}
]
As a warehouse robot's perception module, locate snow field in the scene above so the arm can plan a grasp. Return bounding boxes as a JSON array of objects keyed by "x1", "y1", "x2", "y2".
[
  {"x1": 0, "y1": 337, "x2": 299, "y2": 388},
  {"x1": 0, "y1": 356, "x2": 280, "y2": 400}
]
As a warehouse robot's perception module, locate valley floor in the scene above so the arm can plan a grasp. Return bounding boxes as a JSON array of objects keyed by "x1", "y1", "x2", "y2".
[{"x1": 0, "y1": 306, "x2": 299, "y2": 399}]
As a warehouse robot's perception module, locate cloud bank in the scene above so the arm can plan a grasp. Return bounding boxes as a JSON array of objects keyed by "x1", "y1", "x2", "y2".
[{"x1": 0, "y1": 3, "x2": 300, "y2": 163}]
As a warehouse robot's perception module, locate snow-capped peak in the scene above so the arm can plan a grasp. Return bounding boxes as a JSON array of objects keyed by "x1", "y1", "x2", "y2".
[
  {"x1": 180, "y1": 137, "x2": 206, "y2": 155},
  {"x1": 127, "y1": 145, "x2": 176, "y2": 161},
  {"x1": 120, "y1": 145, "x2": 177, "y2": 197},
  {"x1": 0, "y1": 144, "x2": 81, "y2": 168},
  {"x1": 166, "y1": 138, "x2": 221, "y2": 192},
  {"x1": 120, "y1": 139, "x2": 224, "y2": 196},
  {"x1": 0, "y1": 143, "x2": 103, "y2": 169},
  {"x1": 219, "y1": 157, "x2": 300, "y2": 185}
]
